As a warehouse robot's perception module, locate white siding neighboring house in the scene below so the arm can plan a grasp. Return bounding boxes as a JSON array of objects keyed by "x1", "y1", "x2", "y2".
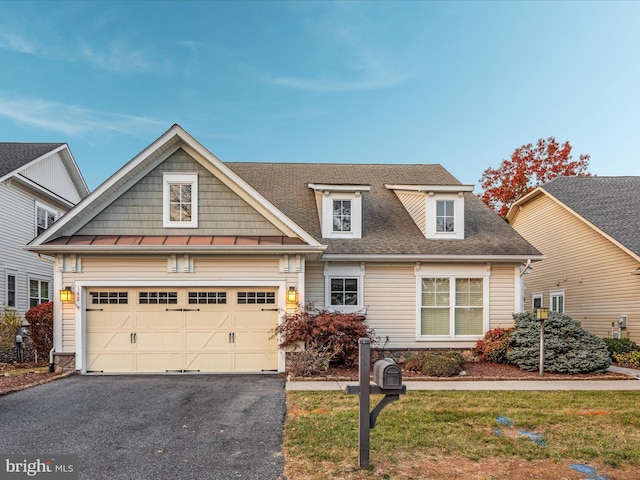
[
  {"x1": 27, "y1": 125, "x2": 542, "y2": 374},
  {"x1": 0, "y1": 143, "x2": 89, "y2": 317}
]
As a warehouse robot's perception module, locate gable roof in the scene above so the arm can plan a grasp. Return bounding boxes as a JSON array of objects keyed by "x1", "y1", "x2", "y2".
[
  {"x1": 0, "y1": 142, "x2": 65, "y2": 178},
  {"x1": 27, "y1": 125, "x2": 540, "y2": 261},
  {"x1": 539, "y1": 176, "x2": 640, "y2": 257},
  {"x1": 29, "y1": 124, "x2": 322, "y2": 251},
  {"x1": 227, "y1": 162, "x2": 541, "y2": 260}
]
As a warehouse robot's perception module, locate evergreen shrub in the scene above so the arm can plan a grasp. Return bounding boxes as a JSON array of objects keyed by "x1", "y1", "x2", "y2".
[
  {"x1": 474, "y1": 327, "x2": 514, "y2": 364},
  {"x1": 602, "y1": 337, "x2": 640, "y2": 361},
  {"x1": 507, "y1": 311, "x2": 611, "y2": 373}
]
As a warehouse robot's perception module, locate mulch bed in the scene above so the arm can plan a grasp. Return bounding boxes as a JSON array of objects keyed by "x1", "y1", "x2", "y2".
[
  {"x1": 0, "y1": 362, "x2": 70, "y2": 396},
  {"x1": 289, "y1": 361, "x2": 633, "y2": 381}
]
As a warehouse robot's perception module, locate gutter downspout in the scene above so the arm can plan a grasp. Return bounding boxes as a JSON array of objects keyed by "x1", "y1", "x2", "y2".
[{"x1": 49, "y1": 347, "x2": 55, "y2": 373}]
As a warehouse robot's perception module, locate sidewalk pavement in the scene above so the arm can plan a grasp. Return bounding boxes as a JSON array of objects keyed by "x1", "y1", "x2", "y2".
[{"x1": 286, "y1": 366, "x2": 640, "y2": 391}]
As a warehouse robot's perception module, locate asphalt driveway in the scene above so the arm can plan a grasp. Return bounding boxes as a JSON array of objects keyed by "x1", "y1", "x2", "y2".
[{"x1": 0, "y1": 374, "x2": 286, "y2": 479}]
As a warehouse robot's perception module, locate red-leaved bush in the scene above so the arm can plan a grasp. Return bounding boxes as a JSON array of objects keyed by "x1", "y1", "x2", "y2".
[
  {"x1": 274, "y1": 304, "x2": 376, "y2": 374},
  {"x1": 25, "y1": 301, "x2": 53, "y2": 360},
  {"x1": 474, "y1": 327, "x2": 514, "y2": 364}
]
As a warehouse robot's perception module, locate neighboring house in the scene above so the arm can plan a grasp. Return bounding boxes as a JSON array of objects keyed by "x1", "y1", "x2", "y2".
[
  {"x1": 507, "y1": 176, "x2": 640, "y2": 341},
  {"x1": 0, "y1": 143, "x2": 89, "y2": 317},
  {"x1": 27, "y1": 125, "x2": 541, "y2": 373}
]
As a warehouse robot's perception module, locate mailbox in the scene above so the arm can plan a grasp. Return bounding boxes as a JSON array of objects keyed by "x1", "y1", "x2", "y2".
[{"x1": 373, "y1": 358, "x2": 402, "y2": 389}]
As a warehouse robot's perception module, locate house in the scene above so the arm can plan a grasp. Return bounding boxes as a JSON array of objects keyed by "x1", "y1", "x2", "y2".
[
  {"x1": 0, "y1": 143, "x2": 89, "y2": 317},
  {"x1": 507, "y1": 176, "x2": 640, "y2": 341},
  {"x1": 27, "y1": 125, "x2": 541, "y2": 373}
]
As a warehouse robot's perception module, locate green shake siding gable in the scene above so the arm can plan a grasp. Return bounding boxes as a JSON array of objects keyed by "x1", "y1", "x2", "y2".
[{"x1": 76, "y1": 149, "x2": 286, "y2": 236}]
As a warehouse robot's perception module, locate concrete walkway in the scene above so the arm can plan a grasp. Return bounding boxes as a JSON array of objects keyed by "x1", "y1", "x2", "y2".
[{"x1": 286, "y1": 366, "x2": 640, "y2": 391}]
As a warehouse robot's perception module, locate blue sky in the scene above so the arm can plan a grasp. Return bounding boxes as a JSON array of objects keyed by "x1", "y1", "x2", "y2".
[{"x1": 1, "y1": 1, "x2": 639, "y2": 191}]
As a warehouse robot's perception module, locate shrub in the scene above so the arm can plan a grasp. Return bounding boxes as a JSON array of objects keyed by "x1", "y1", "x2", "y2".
[
  {"x1": 25, "y1": 302, "x2": 53, "y2": 360},
  {"x1": 507, "y1": 311, "x2": 611, "y2": 373},
  {"x1": 405, "y1": 351, "x2": 464, "y2": 377},
  {"x1": 274, "y1": 304, "x2": 376, "y2": 375},
  {"x1": 602, "y1": 337, "x2": 640, "y2": 361},
  {"x1": 0, "y1": 306, "x2": 23, "y2": 352},
  {"x1": 613, "y1": 352, "x2": 640, "y2": 369},
  {"x1": 474, "y1": 327, "x2": 514, "y2": 364}
]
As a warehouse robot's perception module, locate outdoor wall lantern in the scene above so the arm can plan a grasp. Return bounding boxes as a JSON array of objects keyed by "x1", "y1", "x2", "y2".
[
  {"x1": 59, "y1": 287, "x2": 74, "y2": 302},
  {"x1": 536, "y1": 307, "x2": 549, "y2": 377},
  {"x1": 287, "y1": 286, "x2": 298, "y2": 303}
]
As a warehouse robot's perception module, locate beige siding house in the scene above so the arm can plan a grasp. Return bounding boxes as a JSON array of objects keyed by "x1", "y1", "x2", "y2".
[
  {"x1": 28, "y1": 125, "x2": 541, "y2": 373},
  {"x1": 507, "y1": 176, "x2": 640, "y2": 340},
  {"x1": 0, "y1": 143, "x2": 88, "y2": 317}
]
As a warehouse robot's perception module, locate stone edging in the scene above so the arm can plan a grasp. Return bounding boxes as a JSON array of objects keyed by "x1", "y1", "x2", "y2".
[{"x1": 288, "y1": 373, "x2": 635, "y2": 382}]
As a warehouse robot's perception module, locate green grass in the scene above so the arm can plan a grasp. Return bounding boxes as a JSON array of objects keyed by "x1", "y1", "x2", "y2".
[{"x1": 285, "y1": 390, "x2": 640, "y2": 478}]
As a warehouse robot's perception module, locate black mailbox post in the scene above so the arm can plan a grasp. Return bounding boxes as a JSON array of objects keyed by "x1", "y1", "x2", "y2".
[{"x1": 345, "y1": 339, "x2": 406, "y2": 469}]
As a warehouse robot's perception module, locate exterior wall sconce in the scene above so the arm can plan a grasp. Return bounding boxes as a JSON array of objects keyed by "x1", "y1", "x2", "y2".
[
  {"x1": 536, "y1": 307, "x2": 549, "y2": 377},
  {"x1": 287, "y1": 286, "x2": 298, "y2": 303},
  {"x1": 59, "y1": 287, "x2": 74, "y2": 302}
]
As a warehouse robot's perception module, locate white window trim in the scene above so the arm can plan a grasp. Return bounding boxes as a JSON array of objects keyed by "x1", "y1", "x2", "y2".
[
  {"x1": 321, "y1": 192, "x2": 363, "y2": 239},
  {"x1": 35, "y1": 201, "x2": 60, "y2": 237},
  {"x1": 27, "y1": 274, "x2": 51, "y2": 308},
  {"x1": 163, "y1": 173, "x2": 198, "y2": 228},
  {"x1": 550, "y1": 290, "x2": 565, "y2": 313},
  {"x1": 4, "y1": 269, "x2": 17, "y2": 309},
  {"x1": 323, "y1": 263, "x2": 365, "y2": 313},
  {"x1": 415, "y1": 264, "x2": 489, "y2": 341},
  {"x1": 532, "y1": 293, "x2": 543, "y2": 310},
  {"x1": 425, "y1": 192, "x2": 465, "y2": 240}
]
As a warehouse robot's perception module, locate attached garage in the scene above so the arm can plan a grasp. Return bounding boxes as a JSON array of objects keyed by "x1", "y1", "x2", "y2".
[{"x1": 85, "y1": 287, "x2": 279, "y2": 373}]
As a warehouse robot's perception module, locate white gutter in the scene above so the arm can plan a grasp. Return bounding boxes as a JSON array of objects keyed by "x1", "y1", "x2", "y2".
[{"x1": 320, "y1": 254, "x2": 545, "y2": 263}]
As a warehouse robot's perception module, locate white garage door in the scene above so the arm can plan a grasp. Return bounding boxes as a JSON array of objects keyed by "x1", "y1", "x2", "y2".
[{"x1": 86, "y1": 287, "x2": 279, "y2": 373}]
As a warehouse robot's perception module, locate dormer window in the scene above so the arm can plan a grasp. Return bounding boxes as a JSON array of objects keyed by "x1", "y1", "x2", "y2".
[
  {"x1": 308, "y1": 183, "x2": 370, "y2": 239},
  {"x1": 163, "y1": 173, "x2": 198, "y2": 228},
  {"x1": 385, "y1": 184, "x2": 474, "y2": 240},
  {"x1": 333, "y1": 200, "x2": 352, "y2": 232},
  {"x1": 436, "y1": 200, "x2": 454, "y2": 232}
]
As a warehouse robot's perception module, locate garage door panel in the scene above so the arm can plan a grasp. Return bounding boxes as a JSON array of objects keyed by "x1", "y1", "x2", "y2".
[
  {"x1": 86, "y1": 331, "x2": 132, "y2": 351},
  {"x1": 136, "y1": 332, "x2": 182, "y2": 350},
  {"x1": 184, "y1": 353, "x2": 233, "y2": 372},
  {"x1": 185, "y1": 311, "x2": 231, "y2": 330},
  {"x1": 86, "y1": 353, "x2": 134, "y2": 373},
  {"x1": 135, "y1": 353, "x2": 182, "y2": 372},
  {"x1": 235, "y1": 352, "x2": 278, "y2": 372},
  {"x1": 185, "y1": 331, "x2": 229, "y2": 350},
  {"x1": 234, "y1": 331, "x2": 277, "y2": 352},
  {"x1": 87, "y1": 312, "x2": 133, "y2": 331},
  {"x1": 136, "y1": 310, "x2": 182, "y2": 330}
]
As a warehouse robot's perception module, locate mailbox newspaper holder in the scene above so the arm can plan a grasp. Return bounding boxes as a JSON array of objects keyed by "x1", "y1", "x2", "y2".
[{"x1": 345, "y1": 339, "x2": 406, "y2": 469}]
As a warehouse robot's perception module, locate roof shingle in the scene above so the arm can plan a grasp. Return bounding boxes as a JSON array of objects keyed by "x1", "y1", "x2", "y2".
[{"x1": 0, "y1": 143, "x2": 64, "y2": 178}]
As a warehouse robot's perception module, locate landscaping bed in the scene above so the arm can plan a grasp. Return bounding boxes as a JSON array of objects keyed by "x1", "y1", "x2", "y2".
[
  {"x1": 288, "y1": 360, "x2": 632, "y2": 381},
  {"x1": 0, "y1": 362, "x2": 68, "y2": 396}
]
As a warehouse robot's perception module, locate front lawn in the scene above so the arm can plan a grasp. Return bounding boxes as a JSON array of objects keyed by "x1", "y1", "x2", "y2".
[{"x1": 285, "y1": 391, "x2": 640, "y2": 479}]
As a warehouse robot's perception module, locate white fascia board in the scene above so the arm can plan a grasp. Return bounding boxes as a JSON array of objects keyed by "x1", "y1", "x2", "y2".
[
  {"x1": 308, "y1": 183, "x2": 371, "y2": 192},
  {"x1": 320, "y1": 254, "x2": 545, "y2": 263},
  {"x1": 385, "y1": 184, "x2": 475, "y2": 193}
]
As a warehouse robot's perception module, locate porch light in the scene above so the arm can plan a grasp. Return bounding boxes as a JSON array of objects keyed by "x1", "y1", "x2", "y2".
[
  {"x1": 536, "y1": 308, "x2": 548, "y2": 320},
  {"x1": 59, "y1": 287, "x2": 74, "y2": 302},
  {"x1": 287, "y1": 286, "x2": 298, "y2": 303}
]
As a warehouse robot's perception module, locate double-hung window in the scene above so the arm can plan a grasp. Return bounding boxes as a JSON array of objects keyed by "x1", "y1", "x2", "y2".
[
  {"x1": 29, "y1": 278, "x2": 50, "y2": 308},
  {"x1": 5, "y1": 271, "x2": 17, "y2": 308},
  {"x1": 436, "y1": 200, "x2": 455, "y2": 233},
  {"x1": 36, "y1": 203, "x2": 58, "y2": 236},
  {"x1": 418, "y1": 272, "x2": 486, "y2": 339},
  {"x1": 332, "y1": 200, "x2": 352, "y2": 233},
  {"x1": 550, "y1": 291, "x2": 564, "y2": 313},
  {"x1": 163, "y1": 173, "x2": 198, "y2": 228}
]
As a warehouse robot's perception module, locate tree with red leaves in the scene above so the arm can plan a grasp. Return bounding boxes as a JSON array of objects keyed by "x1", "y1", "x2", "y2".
[{"x1": 479, "y1": 137, "x2": 591, "y2": 218}]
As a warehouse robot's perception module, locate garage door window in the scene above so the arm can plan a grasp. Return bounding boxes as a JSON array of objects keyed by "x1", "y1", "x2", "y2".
[
  {"x1": 91, "y1": 292, "x2": 128, "y2": 304},
  {"x1": 188, "y1": 291, "x2": 227, "y2": 304},
  {"x1": 139, "y1": 291, "x2": 178, "y2": 304},
  {"x1": 237, "y1": 291, "x2": 275, "y2": 304}
]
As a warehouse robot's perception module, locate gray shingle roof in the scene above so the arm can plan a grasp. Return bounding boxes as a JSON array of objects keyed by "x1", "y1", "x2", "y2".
[
  {"x1": 227, "y1": 162, "x2": 541, "y2": 257},
  {"x1": 0, "y1": 142, "x2": 64, "y2": 178},
  {"x1": 542, "y1": 176, "x2": 640, "y2": 257}
]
